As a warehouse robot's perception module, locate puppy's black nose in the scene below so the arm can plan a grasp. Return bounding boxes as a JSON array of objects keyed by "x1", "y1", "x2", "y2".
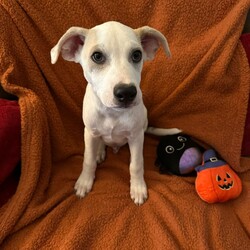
[{"x1": 113, "y1": 84, "x2": 137, "y2": 105}]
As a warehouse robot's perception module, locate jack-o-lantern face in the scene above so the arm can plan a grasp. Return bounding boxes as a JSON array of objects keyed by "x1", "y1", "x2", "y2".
[
  {"x1": 216, "y1": 172, "x2": 234, "y2": 190},
  {"x1": 195, "y1": 164, "x2": 242, "y2": 203}
]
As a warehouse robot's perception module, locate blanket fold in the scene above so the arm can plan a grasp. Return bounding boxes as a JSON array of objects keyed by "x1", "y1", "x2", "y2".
[{"x1": 0, "y1": 0, "x2": 250, "y2": 248}]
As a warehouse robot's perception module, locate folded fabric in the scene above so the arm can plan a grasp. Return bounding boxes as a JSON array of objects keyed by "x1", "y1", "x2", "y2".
[{"x1": 241, "y1": 33, "x2": 250, "y2": 156}]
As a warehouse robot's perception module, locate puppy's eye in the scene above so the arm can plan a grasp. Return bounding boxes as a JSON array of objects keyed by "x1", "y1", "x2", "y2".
[
  {"x1": 131, "y1": 50, "x2": 142, "y2": 63},
  {"x1": 91, "y1": 52, "x2": 106, "y2": 64},
  {"x1": 165, "y1": 146, "x2": 175, "y2": 154}
]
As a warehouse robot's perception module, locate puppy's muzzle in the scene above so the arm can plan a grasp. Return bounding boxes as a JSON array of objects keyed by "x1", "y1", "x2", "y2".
[{"x1": 113, "y1": 84, "x2": 137, "y2": 108}]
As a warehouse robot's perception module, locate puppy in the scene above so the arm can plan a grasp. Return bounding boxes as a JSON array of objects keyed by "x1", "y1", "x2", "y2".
[{"x1": 51, "y1": 21, "x2": 181, "y2": 205}]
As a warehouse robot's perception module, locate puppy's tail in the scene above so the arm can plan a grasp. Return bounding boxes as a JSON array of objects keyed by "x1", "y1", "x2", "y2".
[{"x1": 146, "y1": 127, "x2": 182, "y2": 136}]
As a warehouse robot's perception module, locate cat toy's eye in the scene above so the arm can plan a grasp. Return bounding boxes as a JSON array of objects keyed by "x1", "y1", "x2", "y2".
[
  {"x1": 178, "y1": 136, "x2": 187, "y2": 142},
  {"x1": 165, "y1": 145, "x2": 175, "y2": 154}
]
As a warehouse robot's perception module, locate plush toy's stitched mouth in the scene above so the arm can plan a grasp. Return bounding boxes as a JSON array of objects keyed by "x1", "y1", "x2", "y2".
[
  {"x1": 218, "y1": 181, "x2": 234, "y2": 190},
  {"x1": 177, "y1": 143, "x2": 185, "y2": 151}
]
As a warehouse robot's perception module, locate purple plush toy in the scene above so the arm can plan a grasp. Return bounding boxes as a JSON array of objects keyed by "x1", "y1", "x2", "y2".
[{"x1": 156, "y1": 134, "x2": 204, "y2": 175}]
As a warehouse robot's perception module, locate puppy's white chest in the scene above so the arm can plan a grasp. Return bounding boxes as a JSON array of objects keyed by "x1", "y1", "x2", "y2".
[{"x1": 91, "y1": 117, "x2": 131, "y2": 147}]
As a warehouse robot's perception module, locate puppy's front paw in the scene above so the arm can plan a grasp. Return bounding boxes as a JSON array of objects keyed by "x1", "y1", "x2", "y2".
[
  {"x1": 74, "y1": 172, "x2": 95, "y2": 198},
  {"x1": 130, "y1": 180, "x2": 148, "y2": 206}
]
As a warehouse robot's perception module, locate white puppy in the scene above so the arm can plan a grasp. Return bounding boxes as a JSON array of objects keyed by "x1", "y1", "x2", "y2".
[{"x1": 51, "y1": 21, "x2": 181, "y2": 205}]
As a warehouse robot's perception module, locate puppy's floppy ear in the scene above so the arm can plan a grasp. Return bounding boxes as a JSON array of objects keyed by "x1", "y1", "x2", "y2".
[
  {"x1": 50, "y1": 27, "x2": 88, "y2": 64},
  {"x1": 135, "y1": 26, "x2": 171, "y2": 60}
]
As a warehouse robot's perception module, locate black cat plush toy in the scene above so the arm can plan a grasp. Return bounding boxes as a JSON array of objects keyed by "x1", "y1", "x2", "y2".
[{"x1": 156, "y1": 134, "x2": 203, "y2": 175}]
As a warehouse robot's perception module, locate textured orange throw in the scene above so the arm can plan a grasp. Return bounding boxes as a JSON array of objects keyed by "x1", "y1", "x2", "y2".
[{"x1": 0, "y1": 0, "x2": 250, "y2": 248}]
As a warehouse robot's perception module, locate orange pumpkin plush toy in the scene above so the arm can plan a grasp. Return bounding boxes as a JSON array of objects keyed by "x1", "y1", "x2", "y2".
[{"x1": 195, "y1": 149, "x2": 242, "y2": 203}]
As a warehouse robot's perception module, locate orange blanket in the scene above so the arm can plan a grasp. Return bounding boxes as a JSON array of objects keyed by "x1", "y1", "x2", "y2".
[{"x1": 1, "y1": 0, "x2": 250, "y2": 248}]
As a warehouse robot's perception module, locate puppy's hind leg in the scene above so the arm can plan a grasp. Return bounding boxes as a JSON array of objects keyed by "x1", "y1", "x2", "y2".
[{"x1": 96, "y1": 139, "x2": 106, "y2": 164}]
